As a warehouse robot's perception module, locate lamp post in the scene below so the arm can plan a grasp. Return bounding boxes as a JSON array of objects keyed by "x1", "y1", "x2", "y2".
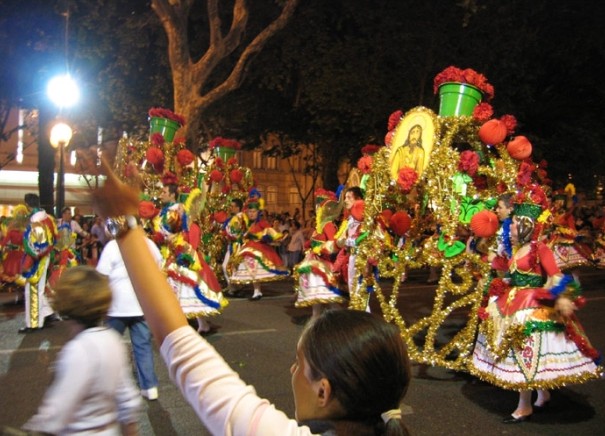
[{"x1": 50, "y1": 122, "x2": 73, "y2": 217}]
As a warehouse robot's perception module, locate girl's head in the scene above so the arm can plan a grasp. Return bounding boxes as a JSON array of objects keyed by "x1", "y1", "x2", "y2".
[
  {"x1": 292, "y1": 310, "x2": 410, "y2": 430},
  {"x1": 51, "y1": 266, "x2": 112, "y2": 328}
]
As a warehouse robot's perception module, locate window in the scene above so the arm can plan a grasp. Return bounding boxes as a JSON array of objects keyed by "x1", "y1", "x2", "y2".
[
  {"x1": 266, "y1": 186, "x2": 278, "y2": 206},
  {"x1": 253, "y1": 150, "x2": 262, "y2": 168},
  {"x1": 289, "y1": 187, "x2": 299, "y2": 206},
  {"x1": 266, "y1": 155, "x2": 277, "y2": 170}
]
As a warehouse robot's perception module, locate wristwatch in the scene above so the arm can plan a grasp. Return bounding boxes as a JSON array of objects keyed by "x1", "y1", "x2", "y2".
[{"x1": 105, "y1": 215, "x2": 138, "y2": 239}]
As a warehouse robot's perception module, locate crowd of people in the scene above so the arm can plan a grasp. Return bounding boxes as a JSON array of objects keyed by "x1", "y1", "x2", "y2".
[{"x1": 1, "y1": 169, "x2": 604, "y2": 433}]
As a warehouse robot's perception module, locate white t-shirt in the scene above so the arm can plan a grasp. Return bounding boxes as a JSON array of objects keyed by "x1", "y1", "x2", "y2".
[{"x1": 96, "y1": 238, "x2": 163, "y2": 317}]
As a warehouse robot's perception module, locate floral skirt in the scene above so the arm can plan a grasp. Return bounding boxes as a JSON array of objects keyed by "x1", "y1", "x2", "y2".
[
  {"x1": 229, "y1": 241, "x2": 289, "y2": 284},
  {"x1": 470, "y1": 290, "x2": 601, "y2": 390},
  {"x1": 166, "y1": 263, "x2": 227, "y2": 318},
  {"x1": 294, "y1": 255, "x2": 347, "y2": 308}
]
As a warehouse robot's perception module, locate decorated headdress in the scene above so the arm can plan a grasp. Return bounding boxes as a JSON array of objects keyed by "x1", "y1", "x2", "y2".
[
  {"x1": 314, "y1": 188, "x2": 342, "y2": 233},
  {"x1": 513, "y1": 184, "x2": 549, "y2": 220}
]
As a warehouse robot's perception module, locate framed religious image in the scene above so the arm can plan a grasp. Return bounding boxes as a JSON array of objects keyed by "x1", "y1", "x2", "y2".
[{"x1": 389, "y1": 106, "x2": 439, "y2": 181}]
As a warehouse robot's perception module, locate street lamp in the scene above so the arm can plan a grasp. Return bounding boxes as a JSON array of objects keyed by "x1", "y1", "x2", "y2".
[{"x1": 50, "y1": 122, "x2": 73, "y2": 217}]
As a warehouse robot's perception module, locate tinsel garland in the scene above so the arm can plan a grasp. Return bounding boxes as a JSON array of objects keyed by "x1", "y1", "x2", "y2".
[{"x1": 352, "y1": 108, "x2": 520, "y2": 370}]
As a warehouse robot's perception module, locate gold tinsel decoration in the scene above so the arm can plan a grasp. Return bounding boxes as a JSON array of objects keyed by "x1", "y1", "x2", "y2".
[{"x1": 352, "y1": 107, "x2": 519, "y2": 371}]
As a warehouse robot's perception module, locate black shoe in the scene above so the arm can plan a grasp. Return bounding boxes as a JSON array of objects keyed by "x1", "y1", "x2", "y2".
[
  {"x1": 18, "y1": 327, "x2": 41, "y2": 334},
  {"x1": 502, "y1": 413, "x2": 531, "y2": 424},
  {"x1": 250, "y1": 294, "x2": 263, "y2": 301}
]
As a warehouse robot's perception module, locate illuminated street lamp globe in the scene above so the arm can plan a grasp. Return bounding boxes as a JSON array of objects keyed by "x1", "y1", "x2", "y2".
[
  {"x1": 49, "y1": 122, "x2": 73, "y2": 148},
  {"x1": 47, "y1": 74, "x2": 80, "y2": 109}
]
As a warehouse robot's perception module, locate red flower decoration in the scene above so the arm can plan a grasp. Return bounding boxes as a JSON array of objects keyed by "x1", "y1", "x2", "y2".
[
  {"x1": 516, "y1": 161, "x2": 534, "y2": 186},
  {"x1": 176, "y1": 149, "x2": 195, "y2": 167},
  {"x1": 173, "y1": 136, "x2": 186, "y2": 146},
  {"x1": 221, "y1": 184, "x2": 231, "y2": 194},
  {"x1": 139, "y1": 201, "x2": 158, "y2": 219},
  {"x1": 500, "y1": 114, "x2": 518, "y2": 135},
  {"x1": 458, "y1": 150, "x2": 480, "y2": 176},
  {"x1": 350, "y1": 200, "x2": 365, "y2": 221},
  {"x1": 396, "y1": 167, "x2": 418, "y2": 192},
  {"x1": 478, "y1": 119, "x2": 507, "y2": 145},
  {"x1": 150, "y1": 132, "x2": 165, "y2": 146},
  {"x1": 146, "y1": 146, "x2": 164, "y2": 166},
  {"x1": 357, "y1": 155, "x2": 373, "y2": 174},
  {"x1": 488, "y1": 278, "x2": 509, "y2": 298},
  {"x1": 230, "y1": 168, "x2": 243, "y2": 184},
  {"x1": 361, "y1": 144, "x2": 382, "y2": 155},
  {"x1": 209, "y1": 170, "x2": 223, "y2": 183},
  {"x1": 209, "y1": 136, "x2": 241, "y2": 150},
  {"x1": 528, "y1": 184, "x2": 548, "y2": 208},
  {"x1": 227, "y1": 157, "x2": 238, "y2": 166},
  {"x1": 161, "y1": 171, "x2": 178, "y2": 186},
  {"x1": 384, "y1": 130, "x2": 395, "y2": 146},
  {"x1": 180, "y1": 185, "x2": 191, "y2": 194},
  {"x1": 213, "y1": 211, "x2": 228, "y2": 224},
  {"x1": 148, "y1": 107, "x2": 186, "y2": 126},
  {"x1": 390, "y1": 211, "x2": 411, "y2": 236},
  {"x1": 433, "y1": 66, "x2": 494, "y2": 100},
  {"x1": 472, "y1": 102, "x2": 494, "y2": 123},
  {"x1": 387, "y1": 110, "x2": 403, "y2": 131}
]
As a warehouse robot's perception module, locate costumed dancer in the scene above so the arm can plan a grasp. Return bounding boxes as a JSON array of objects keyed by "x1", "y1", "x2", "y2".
[
  {"x1": 0, "y1": 205, "x2": 28, "y2": 289},
  {"x1": 228, "y1": 194, "x2": 289, "y2": 300},
  {"x1": 293, "y1": 188, "x2": 347, "y2": 319},
  {"x1": 221, "y1": 198, "x2": 245, "y2": 295},
  {"x1": 19, "y1": 194, "x2": 57, "y2": 333},
  {"x1": 545, "y1": 192, "x2": 591, "y2": 271},
  {"x1": 470, "y1": 184, "x2": 602, "y2": 424},
  {"x1": 155, "y1": 184, "x2": 227, "y2": 334},
  {"x1": 47, "y1": 212, "x2": 80, "y2": 291},
  {"x1": 333, "y1": 187, "x2": 367, "y2": 311}
]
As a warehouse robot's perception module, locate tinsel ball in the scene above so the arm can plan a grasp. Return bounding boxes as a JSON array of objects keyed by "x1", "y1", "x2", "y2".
[
  {"x1": 478, "y1": 119, "x2": 507, "y2": 145},
  {"x1": 507, "y1": 135, "x2": 532, "y2": 160}
]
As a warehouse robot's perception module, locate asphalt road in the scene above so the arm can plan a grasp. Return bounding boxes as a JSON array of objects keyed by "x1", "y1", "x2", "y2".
[{"x1": 1, "y1": 267, "x2": 604, "y2": 435}]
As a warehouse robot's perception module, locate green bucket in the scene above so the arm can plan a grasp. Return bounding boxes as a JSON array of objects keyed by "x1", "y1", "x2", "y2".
[
  {"x1": 438, "y1": 82, "x2": 483, "y2": 117},
  {"x1": 149, "y1": 117, "x2": 180, "y2": 142},
  {"x1": 215, "y1": 146, "x2": 237, "y2": 161}
]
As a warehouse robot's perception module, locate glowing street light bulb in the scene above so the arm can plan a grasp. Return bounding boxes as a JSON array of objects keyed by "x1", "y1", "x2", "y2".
[
  {"x1": 50, "y1": 122, "x2": 73, "y2": 148},
  {"x1": 47, "y1": 74, "x2": 80, "y2": 108}
]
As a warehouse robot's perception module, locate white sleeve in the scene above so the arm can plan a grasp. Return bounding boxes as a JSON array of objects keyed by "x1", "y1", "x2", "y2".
[{"x1": 160, "y1": 326, "x2": 315, "y2": 436}]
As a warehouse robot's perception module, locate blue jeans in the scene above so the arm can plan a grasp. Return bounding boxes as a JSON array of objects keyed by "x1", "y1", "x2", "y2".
[{"x1": 106, "y1": 316, "x2": 158, "y2": 390}]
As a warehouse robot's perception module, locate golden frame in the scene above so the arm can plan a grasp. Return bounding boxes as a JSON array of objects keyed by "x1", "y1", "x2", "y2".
[{"x1": 389, "y1": 106, "x2": 438, "y2": 181}]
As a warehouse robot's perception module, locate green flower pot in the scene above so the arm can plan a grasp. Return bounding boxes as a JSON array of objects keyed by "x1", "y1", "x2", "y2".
[
  {"x1": 215, "y1": 146, "x2": 237, "y2": 161},
  {"x1": 149, "y1": 117, "x2": 180, "y2": 142},
  {"x1": 438, "y1": 82, "x2": 483, "y2": 117}
]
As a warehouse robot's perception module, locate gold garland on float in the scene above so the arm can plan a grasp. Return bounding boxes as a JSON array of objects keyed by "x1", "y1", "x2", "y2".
[{"x1": 352, "y1": 107, "x2": 518, "y2": 371}]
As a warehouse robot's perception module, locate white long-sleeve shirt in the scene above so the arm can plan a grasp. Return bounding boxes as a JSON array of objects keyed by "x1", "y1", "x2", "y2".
[
  {"x1": 160, "y1": 326, "x2": 317, "y2": 435},
  {"x1": 24, "y1": 327, "x2": 141, "y2": 435}
]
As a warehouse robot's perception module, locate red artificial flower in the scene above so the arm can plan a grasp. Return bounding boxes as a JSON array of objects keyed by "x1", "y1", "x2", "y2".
[
  {"x1": 528, "y1": 184, "x2": 548, "y2": 208},
  {"x1": 180, "y1": 185, "x2": 191, "y2": 194},
  {"x1": 227, "y1": 157, "x2": 238, "y2": 166},
  {"x1": 176, "y1": 149, "x2": 195, "y2": 166},
  {"x1": 458, "y1": 150, "x2": 480, "y2": 176},
  {"x1": 173, "y1": 136, "x2": 186, "y2": 146},
  {"x1": 214, "y1": 157, "x2": 225, "y2": 168},
  {"x1": 161, "y1": 171, "x2": 178, "y2": 186},
  {"x1": 213, "y1": 211, "x2": 228, "y2": 224},
  {"x1": 384, "y1": 130, "x2": 395, "y2": 146},
  {"x1": 148, "y1": 107, "x2": 186, "y2": 126},
  {"x1": 389, "y1": 211, "x2": 411, "y2": 236},
  {"x1": 209, "y1": 169, "x2": 224, "y2": 183},
  {"x1": 488, "y1": 278, "x2": 509, "y2": 298},
  {"x1": 396, "y1": 167, "x2": 418, "y2": 192},
  {"x1": 538, "y1": 159, "x2": 548, "y2": 169},
  {"x1": 361, "y1": 144, "x2": 382, "y2": 155},
  {"x1": 387, "y1": 110, "x2": 403, "y2": 131},
  {"x1": 209, "y1": 136, "x2": 241, "y2": 150},
  {"x1": 433, "y1": 66, "x2": 495, "y2": 101},
  {"x1": 357, "y1": 155, "x2": 373, "y2": 174},
  {"x1": 150, "y1": 132, "x2": 165, "y2": 146},
  {"x1": 146, "y1": 146, "x2": 164, "y2": 166},
  {"x1": 139, "y1": 201, "x2": 158, "y2": 219},
  {"x1": 315, "y1": 188, "x2": 337, "y2": 203},
  {"x1": 221, "y1": 184, "x2": 231, "y2": 194},
  {"x1": 230, "y1": 168, "x2": 243, "y2": 184},
  {"x1": 496, "y1": 181, "x2": 508, "y2": 194},
  {"x1": 516, "y1": 161, "x2": 534, "y2": 186},
  {"x1": 500, "y1": 114, "x2": 518, "y2": 135},
  {"x1": 472, "y1": 102, "x2": 494, "y2": 123}
]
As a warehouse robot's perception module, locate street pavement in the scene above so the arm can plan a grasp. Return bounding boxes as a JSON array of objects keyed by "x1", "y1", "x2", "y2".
[{"x1": 1, "y1": 267, "x2": 604, "y2": 435}]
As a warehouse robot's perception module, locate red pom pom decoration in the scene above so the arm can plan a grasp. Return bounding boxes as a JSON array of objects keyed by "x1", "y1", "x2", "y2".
[
  {"x1": 176, "y1": 149, "x2": 195, "y2": 166},
  {"x1": 507, "y1": 136, "x2": 533, "y2": 160},
  {"x1": 470, "y1": 210, "x2": 499, "y2": 237},
  {"x1": 146, "y1": 146, "x2": 164, "y2": 165},
  {"x1": 390, "y1": 211, "x2": 411, "y2": 236},
  {"x1": 139, "y1": 201, "x2": 158, "y2": 219},
  {"x1": 230, "y1": 169, "x2": 243, "y2": 184},
  {"x1": 213, "y1": 211, "x2": 228, "y2": 224},
  {"x1": 350, "y1": 200, "x2": 365, "y2": 221},
  {"x1": 209, "y1": 169, "x2": 224, "y2": 183},
  {"x1": 478, "y1": 119, "x2": 507, "y2": 145}
]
